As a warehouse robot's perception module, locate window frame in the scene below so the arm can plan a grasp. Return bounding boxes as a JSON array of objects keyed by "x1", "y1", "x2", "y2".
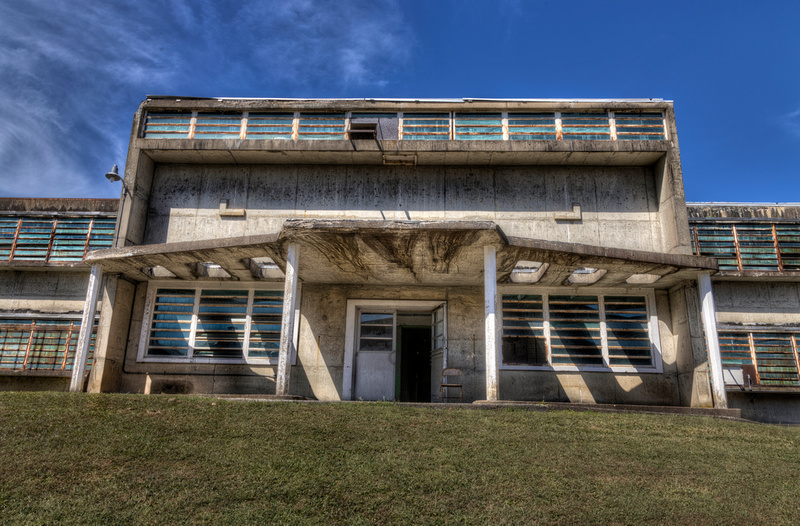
[
  {"x1": 498, "y1": 286, "x2": 662, "y2": 373},
  {"x1": 137, "y1": 281, "x2": 297, "y2": 365}
]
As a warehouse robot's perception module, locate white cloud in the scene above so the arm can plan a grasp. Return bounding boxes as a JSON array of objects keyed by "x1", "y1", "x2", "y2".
[
  {"x1": 785, "y1": 107, "x2": 800, "y2": 140},
  {"x1": 0, "y1": 0, "x2": 411, "y2": 198}
]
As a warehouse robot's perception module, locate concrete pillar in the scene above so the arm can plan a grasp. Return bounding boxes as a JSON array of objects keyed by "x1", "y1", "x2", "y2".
[
  {"x1": 70, "y1": 264, "x2": 103, "y2": 393},
  {"x1": 87, "y1": 275, "x2": 136, "y2": 393},
  {"x1": 276, "y1": 243, "x2": 299, "y2": 396},
  {"x1": 697, "y1": 271, "x2": 727, "y2": 408},
  {"x1": 484, "y1": 246, "x2": 500, "y2": 401}
]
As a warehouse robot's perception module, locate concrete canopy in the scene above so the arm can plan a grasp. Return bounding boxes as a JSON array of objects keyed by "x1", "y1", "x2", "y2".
[{"x1": 85, "y1": 220, "x2": 717, "y2": 288}]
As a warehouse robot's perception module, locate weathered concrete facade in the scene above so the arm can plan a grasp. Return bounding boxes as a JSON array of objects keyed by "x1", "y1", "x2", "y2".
[
  {"x1": 0, "y1": 198, "x2": 118, "y2": 390},
  {"x1": 688, "y1": 203, "x2": 800, "y2": 423},
  {"x1": 62, "y1": 96, "x2": 729, "y2": 410}
]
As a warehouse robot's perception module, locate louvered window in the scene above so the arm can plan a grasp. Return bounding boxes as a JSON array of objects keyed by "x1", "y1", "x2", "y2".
[
  {"x1": 0, "y1": 216, "x2": 115, "y2": 262},
  {"x1": 720, "y1": 331, "x2": 800, "y2": 387},
  {"x1": 500, "y1": 291, "x2": 658, "y2": 370},
  {"x1": 614, "y1": 112, "x2": 666, "y2": 140},
  {"x1": 400, "y1": 113, "x2": 450, "y2": 140},
  {"x1": 508, "y1": 113, "x2": 557, "y2": 140},
  {"x1": 193, "y1": 113, "x2": 243, "y2": 139},
  {"x1": 143, "y1": 286, "x2": 284, "y2": 362},
  {"x1": 0, "y1": 318, "x2": 96, "y2": 372},
  {"x1": 245, "y1": 113, "x2": 294, "y2": 140},
  {"x1": 690, "y1": 221, "x2": 800, "y2": 272},
  {"x1": 454, "y1": 113, "x2": 503, "y2": 140},
  {"x1": 297, "y1": 113, "x2": 346, "y2": 140},
  {"x1": 560, "y1": 113, "x2": 611, "y2": 140}
]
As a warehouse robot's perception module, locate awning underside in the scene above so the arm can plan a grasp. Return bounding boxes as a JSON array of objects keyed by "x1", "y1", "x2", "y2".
[{"x1": 85, "y1": 220, "x2": 717, "y2": 288}]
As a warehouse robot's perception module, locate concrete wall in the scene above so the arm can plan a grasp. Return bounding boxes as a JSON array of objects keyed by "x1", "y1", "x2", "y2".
[
  {"x1": 116, "y1": 280, "x2": 707, "y2": 406},
  {"x1": 727, "y1": 392, "x2": 800, "y2": 425},
  {"x1": 0, "y1": 270, "x2": 90, "y2": 315},
  {"x1": 713, "y1": 281, "x2": 800, "y2": 326},
  {"x1": 143, "y1": 164, "x2": 666, "y2": 253}
]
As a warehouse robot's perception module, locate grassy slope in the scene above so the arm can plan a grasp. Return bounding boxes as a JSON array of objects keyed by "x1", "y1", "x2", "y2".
[{"x1": 1, "y1": 393, "x2": 799, "y2": 525}]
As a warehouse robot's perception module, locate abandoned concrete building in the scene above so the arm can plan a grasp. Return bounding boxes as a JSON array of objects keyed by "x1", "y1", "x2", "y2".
[{"x1": 1, "y1": 97, "x2": 798, "y2": 423}]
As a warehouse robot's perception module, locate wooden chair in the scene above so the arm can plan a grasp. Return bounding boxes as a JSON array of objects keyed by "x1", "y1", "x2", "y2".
[{"x1": 439, "y1": 368, "x2": 463, "y2": 403}]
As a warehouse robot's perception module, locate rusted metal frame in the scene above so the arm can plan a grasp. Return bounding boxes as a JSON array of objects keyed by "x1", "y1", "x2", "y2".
[
  {"x1": 608, "y1": 111, "x2": 617, "y2": 140},
  {"x1": 82, "y1": 218, "x2": 95, "y2": 260},
  {"x1": 239, "y1": 111, "x2": 248, "y2": 140},
  {"x1": 22, "y1": 320, "x2": 36, "y2": 371},
  {"x1": 44, "y1": 218, "x2": 58, "y2": 261},
  {"x1": 747, "y1": 332, "x2": 761, "y2": 385},
  {"x1": 61, "y1": 321, "x2": 75, "y2": 371},
  {"x1": 772, "y1": 223, "x2": 784, "y2": 271},
  {"x1": 187, "y1": 111, "x2": 198, "y2": 139},
  {"x1": 731, "y1": 225, "x2": 744, "y2": 270},
  {"x1": 554, "y1": 112, "x2": 563, "y2": 140},
  {"x1": 8, "y1": 218, "x2": 22, "y2": 261},
  {"x1": 691, "y1": 224, "x2": 701, "y2": 256}
]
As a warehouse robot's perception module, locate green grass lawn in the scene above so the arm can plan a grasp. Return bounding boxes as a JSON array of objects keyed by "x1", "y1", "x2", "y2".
[{"x1": 1, "y1": 393, "x2": 799, "y2": 525}]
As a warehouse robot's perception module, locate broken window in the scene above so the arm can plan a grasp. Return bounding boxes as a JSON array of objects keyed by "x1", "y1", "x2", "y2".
[
  {"x1": 501, "y1": 291, "x2": 658, "y2": 370},
  {"x1": 143, "y1": 285, "x2": 284, "y2": 362}
]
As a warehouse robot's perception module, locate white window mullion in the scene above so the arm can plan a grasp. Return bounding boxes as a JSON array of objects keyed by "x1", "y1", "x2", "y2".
[
  {"x1": 502, "y1": 111, "x2": 509, "y2": 141},
  {"x1": 543, "y1": 294, "x2": 551, "y2": 365},
  {"x1": 599, "y1": 295, "x2": 609, "y2": 367},
  {"x1": 243, "y1": 289, "x2": 255, "y2": 360},
  {"x1": 187, "y1": 289, "x2": 201, "y2": 360}
]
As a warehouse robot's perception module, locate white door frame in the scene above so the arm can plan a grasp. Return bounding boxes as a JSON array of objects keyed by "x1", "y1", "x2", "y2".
[{"x1": 343, "y1": 299, "x2": 446, "y2": 400}]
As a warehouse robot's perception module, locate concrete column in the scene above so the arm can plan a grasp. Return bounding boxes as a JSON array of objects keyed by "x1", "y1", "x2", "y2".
[
  {"x1": 87, "y1": 276, "x2": 136, "y2": 393},
  {"x1": 484, "y1": 246, "x2": 500, "y2": 401},
  {"x1": 276, "y1": 243, "x2": 299, "y2": 396},
  {"x1": 697, "y1": 271, "x2": 727, "y2": 408},
  {"x1": 70, "y1": 264, "x2": 103, "y2": 393}
]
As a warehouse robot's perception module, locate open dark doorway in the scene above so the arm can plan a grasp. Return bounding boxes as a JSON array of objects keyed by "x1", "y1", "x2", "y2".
[{"x1": 399, "y1": 326, "x2": 432, "y2": 402}]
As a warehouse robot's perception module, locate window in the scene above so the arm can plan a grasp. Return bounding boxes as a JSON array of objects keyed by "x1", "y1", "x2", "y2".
[
  {"x1": 140, "y1": 285, "x2": 285, "y2": 363},
  {"x1": 719, "y1": 331, "x2": 800, "y2": 387},
  {"x1": 500, "y1": 290, "x2": 660, "y2": 371},
  {"x1": 0, "y1": 318, "x2": 96, "y2": 372}
]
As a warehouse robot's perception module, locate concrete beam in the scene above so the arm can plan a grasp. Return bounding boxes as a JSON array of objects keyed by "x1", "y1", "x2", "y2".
[
  {"x1": 698, "y1": 271, "x2": 727, "y2": 408},
  {"x1": 276, "y1": 243, "x2": 299, "y2": 396},
  {"x1": 484, "y1": 246, "x2": 500, "y2": 401},
  {"x1": 69, "y1": 264, "x2": 103, "y2": 392}
]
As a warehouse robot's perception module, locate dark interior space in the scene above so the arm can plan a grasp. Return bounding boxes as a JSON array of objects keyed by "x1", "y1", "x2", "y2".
[{"x1": 399, "y1": 326, "x2": 431, "y2": 402}]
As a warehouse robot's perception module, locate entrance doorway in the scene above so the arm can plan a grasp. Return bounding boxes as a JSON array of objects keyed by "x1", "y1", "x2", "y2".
[
  {"x1": 344, "y1": 300, "x2": 446, "y2": 401},
  {"x1": 398, "y1": 321, "x2": 432, "y2": 403}
]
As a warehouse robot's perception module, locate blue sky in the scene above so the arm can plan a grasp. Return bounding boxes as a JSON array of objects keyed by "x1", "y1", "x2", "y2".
[{"x1": 1, "y1": 0, "x2": 798, "y2": 202}]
